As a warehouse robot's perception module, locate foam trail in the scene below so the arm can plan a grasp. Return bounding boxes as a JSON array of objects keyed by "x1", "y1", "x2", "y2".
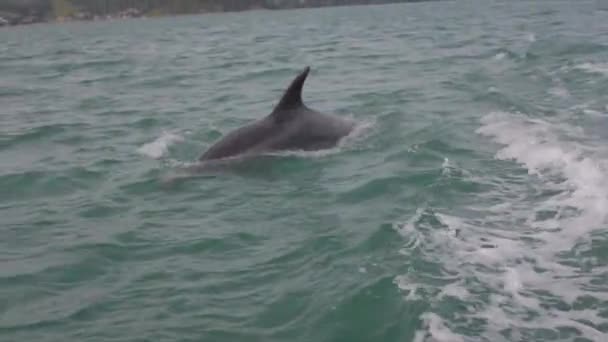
[
  {"x1": 421, "y1": 313, "x2": 464, "y2": 342},
  {"x1": 477, "y1": 111, "x2": 608, "y2": 226},
  {"x1": 398, "y1": 111, "x2": 608, "y2": 341},
  {"x1": 137, "y1": 131, "x2": 184, "y2": 159}
]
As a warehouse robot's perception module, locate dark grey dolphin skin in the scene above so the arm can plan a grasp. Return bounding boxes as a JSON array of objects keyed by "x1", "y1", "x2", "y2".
[{"x1": 198, "y1": 66, "x2": 356, "y2": 162}]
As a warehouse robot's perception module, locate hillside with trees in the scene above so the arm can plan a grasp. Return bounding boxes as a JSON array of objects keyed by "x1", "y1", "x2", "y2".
[{"x1": 0, "y1": 0, "x2": 426, "y2": 26}]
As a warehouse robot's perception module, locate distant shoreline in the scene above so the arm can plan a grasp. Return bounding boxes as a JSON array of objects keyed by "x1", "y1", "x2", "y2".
[{"x1": 0, "y1": 1, "x2": 431, "y2": 28}]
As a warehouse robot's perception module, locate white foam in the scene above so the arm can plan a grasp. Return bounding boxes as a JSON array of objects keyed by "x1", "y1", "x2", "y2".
[
  {"x1": 394, "y1": 275, "x2": 421, "y2": 301},
  {"x1": 137, "y1": 131, "x2": 184, "y2": 159},
  {"x1": 548, "y1": 85, "x2": 569, "y2": 98},
  {"x1": 420, "y1": 313, "x2": 464, "y2": 342},
  {"x1": 526, "y1": 33, "x2": 536, "y2": 42},
  {"x1": 412, "y1": 330, "x2": 427, "y2": 342},
  {"x1": 439, "y1": 281, "x2": 470, "y2": 301},
  {"x1": 583, "y1": 108, "x2": 605, "y2": 117},
  {"x1": 477, "y1": 111, "x2": 608, "y2": 225},
  {"x1": 441, "y1": 158, "x2": 451, "y2": 176},
  {"x1": 493, "y1": 52, "x2": 506, "y2": 60},
  {"x1": 395, "y1": 207, "x2": 424, "y2": 250},
  {"x1": 397, "y1": 111, "x2": 608, "y2": 341},
  {"x1": 574, "y1": 62, "x2": 608, "y2": 76}
]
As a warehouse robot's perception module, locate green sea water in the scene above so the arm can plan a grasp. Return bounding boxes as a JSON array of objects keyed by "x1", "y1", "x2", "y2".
[{"x1": 2, "y1": 1, "x2": 608, "y2": 341}]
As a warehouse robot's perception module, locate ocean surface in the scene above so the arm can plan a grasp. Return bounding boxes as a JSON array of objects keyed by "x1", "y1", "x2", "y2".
[{"x1": 2, "y1": 1, "x2": 608, "y2": 341}]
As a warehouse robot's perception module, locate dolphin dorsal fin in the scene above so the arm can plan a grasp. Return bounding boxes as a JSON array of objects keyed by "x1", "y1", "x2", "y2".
[{"x1": 270, "y1": 66, "x2": 310, "y2": 123}]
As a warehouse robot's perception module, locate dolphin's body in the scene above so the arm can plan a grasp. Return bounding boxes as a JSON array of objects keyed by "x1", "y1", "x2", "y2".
[{"x1": 198, "y1": 66, "x2": 356, "y2": 162}]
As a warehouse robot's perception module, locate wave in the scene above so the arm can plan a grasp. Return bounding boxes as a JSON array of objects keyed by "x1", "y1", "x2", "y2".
[
  {"x1": 574, "y1": 62, "x2": 608, "y2": 76},
  {"x1": 396, "y1": 111, "x2": 608, "y2": 341},
  {"x1": 477, "y1": 111, "x2": 608, "y2": 227},
  {"x1": 0, "y1": 123, "x2": 89, "y2": 151}
]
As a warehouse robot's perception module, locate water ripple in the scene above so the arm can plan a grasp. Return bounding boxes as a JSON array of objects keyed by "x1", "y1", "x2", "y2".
[{"x1": 1, "y1": 2, "x2": 608, "y2": 342}]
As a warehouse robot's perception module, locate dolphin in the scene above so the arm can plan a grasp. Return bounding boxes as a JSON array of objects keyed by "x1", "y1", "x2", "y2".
[{"x1": 198, "y1": 66, "x2": 356, "y2": 162}]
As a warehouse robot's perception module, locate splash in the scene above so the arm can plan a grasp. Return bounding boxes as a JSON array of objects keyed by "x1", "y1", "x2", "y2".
[
  {"x1": 136, "y1": 131, "x2": 184, "y2": 160},
  {"x1": 493, "y1": 52, "x2": 507, "y2": 60},
  {"x1": 440, "y1": 157, "x2": 452, "y2": 177}
]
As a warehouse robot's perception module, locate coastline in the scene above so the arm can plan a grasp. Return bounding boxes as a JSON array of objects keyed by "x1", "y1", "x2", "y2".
[{"x1": 0, "y1": 0, "x2": 429, "y2": 28}]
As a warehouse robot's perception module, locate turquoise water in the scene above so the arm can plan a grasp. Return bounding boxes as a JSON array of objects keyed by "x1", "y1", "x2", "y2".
[{"x1": 2, "y1": 1, "x2": 608, "y2": 341}]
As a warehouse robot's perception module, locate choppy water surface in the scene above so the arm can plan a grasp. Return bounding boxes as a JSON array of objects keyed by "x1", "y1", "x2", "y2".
[{"x1": 2, "y1": 1, "x2": 608, "y2": 341}]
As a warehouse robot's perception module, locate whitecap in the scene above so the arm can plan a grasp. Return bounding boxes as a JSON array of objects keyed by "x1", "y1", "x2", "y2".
[
  {"x1": 493, "y1": 52, "x2": 507, "y2": 60},
  {"x1": 574, "y1": 62, "x2": 608, "y2": 76},
  {"x1": 137, "y1": 131, "x2": 184, "y2": 159}
]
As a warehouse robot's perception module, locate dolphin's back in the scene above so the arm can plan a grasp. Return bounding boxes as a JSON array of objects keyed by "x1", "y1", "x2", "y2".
[{"x1": 198, "y1": 119, "x2": 275, "y2": 161}]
